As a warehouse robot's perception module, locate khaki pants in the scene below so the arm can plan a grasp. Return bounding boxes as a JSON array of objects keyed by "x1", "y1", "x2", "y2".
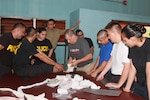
[{"x1": 76, "y1": 62, "x2": 94, "y2": 73}]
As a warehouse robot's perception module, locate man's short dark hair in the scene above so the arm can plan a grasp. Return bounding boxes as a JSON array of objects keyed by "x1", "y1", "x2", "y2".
[
  {"x1": 48, "y1": 19, "x2": 55, "y2": 23},
  {"x1": 76, "y1": 29, "x2": 82, "y2": 35},
  {"x1": 105, "y1": 21, "x2": 121, "y2": 30},
  {"x1": 64, "y1": 29, "x2": 76, "y2": 37},
  {"x1": 97, "y1": 29, "x2": 108, "y2": 37},
  {"x1": 12, "y1": 22, "x2": 26, "y2": 30},
  {"x1": 25, "y1": 27, "x2": 36, "y2": 37}
]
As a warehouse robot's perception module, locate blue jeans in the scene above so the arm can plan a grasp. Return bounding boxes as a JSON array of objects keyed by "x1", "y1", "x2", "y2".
[{"x1": 132, "y1": 82, "x2": 148, "y2": 100}]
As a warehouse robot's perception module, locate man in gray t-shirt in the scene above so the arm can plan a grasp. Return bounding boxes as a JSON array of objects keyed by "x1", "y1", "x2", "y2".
[{"x1": 64, "y1": 29, "x2": 94, "y2": 73}]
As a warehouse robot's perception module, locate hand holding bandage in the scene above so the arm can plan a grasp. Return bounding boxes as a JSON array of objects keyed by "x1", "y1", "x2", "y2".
[
  {"x1": 71, "y1": 58, "x2": 78, "y2": 66},
  {"x1": 55, "y1": 63, "x2": 64, "y2": 71}
]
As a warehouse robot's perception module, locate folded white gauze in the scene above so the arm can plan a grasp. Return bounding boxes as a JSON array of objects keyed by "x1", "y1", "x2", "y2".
[
  {"x1": 56, "y1": 74, "x2": 101, "y2": 94},
  {"x1": 47, "y1": 78, "x2": 61, "y2": 88},
  {"x1": 58, "y1": 79, "x2": 72, "y2": 90},
  {"x1": 55, "y1": 75, "x2": 66, "y2": 81},
  {"x1": 17, "y1": 79, "x2": 50, "y2": 93},
  {"x1": 73, "y1": 74, "x2": 83, "y2": 82},
  {"x1": 0, "y1": 97, "x2": 24, "y2": 100},
  {"x1": 79, "y1": 79, "x2": 92, "y2": 88},
  {"x1": 0, "y1": 88, "x2": 48, "y2": 100},
  {"x1": 57, "y1": 88, "x2": 68, "y2": 94}
]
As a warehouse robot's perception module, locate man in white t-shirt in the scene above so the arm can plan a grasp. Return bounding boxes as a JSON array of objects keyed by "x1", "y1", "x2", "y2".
[{"x1": 97, "y1": 21, "x2": 130, "y2": 89}]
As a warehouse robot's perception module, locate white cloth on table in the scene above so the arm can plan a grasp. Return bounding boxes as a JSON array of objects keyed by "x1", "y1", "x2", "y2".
[{"x1": 0, "y1": 88, "x2": 48, "y2": 100}]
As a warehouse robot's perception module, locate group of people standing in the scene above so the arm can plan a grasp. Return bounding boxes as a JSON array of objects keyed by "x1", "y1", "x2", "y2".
[
  {"x1": 64, "y1": 21, "x2": 150, "y2": 99},
  {"x1": 0, "y1": 19, "x2": 149, "y2": 100},
  {"x1": 90, "y1": 21, "x2": 150, "y2": 100}
]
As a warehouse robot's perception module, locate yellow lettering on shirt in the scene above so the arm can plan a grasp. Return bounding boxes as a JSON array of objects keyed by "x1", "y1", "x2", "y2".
[
  {"x1": 29, "y1": 55, "x2": 32, "y2": 59},
  {"x1": 7, "y1": 42, "x2": 22, "y2": 55},
  {"x1": 36, "y1": 46, "x2": 49, "y2": 52}
]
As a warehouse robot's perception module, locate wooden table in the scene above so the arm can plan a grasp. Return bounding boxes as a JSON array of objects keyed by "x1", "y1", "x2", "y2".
[{"x1": 0, "y1": 72, "x2": 145, "y2": 100}]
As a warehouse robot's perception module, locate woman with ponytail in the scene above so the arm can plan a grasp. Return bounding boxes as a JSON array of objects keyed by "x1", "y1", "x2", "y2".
[{"x1": 121, "y1": 24, "x2": 150, "y2": 100}]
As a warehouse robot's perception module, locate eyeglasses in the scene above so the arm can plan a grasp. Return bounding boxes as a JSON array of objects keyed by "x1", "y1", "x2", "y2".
[{"x1": 77, "y1": 34, "x2": 83, "y2": 37}]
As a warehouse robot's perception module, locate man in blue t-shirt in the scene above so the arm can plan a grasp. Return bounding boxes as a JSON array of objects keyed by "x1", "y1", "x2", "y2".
[{"x1": 88, "y1": 29, "x2": 113, "y2": 78}]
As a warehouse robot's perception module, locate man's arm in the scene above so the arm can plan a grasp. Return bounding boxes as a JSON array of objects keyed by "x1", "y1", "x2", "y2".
[
  {"x1": 105, "y1": 62, "x2": 130, "y2": 88},
  {"x1": 90, "y1": 46, "x2": 94, "y2": 55},
  {"x1": 68, "y1": 57, "x2": 73, "y2": 64},
  {"x1": 72, "y1": 53, "x2": 92, "y2": 66},
  {"x1": 117, "y1": 62, "x2": 130, "y2": 87},
  {"x1": 34, "y1": 50, "x2": 63, "y2": 70},
  {"x1": 69, "y1": 20, "x2": 80, "y2": 31},
  {"x1": 34, "y1": 50, "x2": 57, "y2": 66},
  {"x1": 96, "y1": 57, "x2": 112, "y2": 81},
  {"x1": 88, "y1": 56, "x2": 99, "y2": 75},
  {"x1": 123, "y1": 59, "x2": 136, "y2": 92},
  {"x1": 94, "y1": 61, "x2": 107, "y2": 74},
  {"x1": 48, "y1": 48, "x2": 53, "y2": 58},
  {"x1": 91, "y1": 61, "x2": 107, "y2": 78},
  {"x1": 0, "y1": 44, "x2": 4, "y2": 50}
]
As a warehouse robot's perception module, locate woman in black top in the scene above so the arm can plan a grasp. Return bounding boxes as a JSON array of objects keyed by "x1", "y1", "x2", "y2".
[
  {"x1": 32, "y1": 27, "x2": 54, "y2": 64},
  {"x1": 121, "y1": 24, "x2": 150, "y2": 100}
]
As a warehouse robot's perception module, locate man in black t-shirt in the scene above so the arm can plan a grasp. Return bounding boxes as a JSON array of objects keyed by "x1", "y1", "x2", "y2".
[
  {"x1": 76, "y1": 29, "x2": 94, "y2": 55},
  {"x1": 13, "y1": 27, "x2": 63, "y2": 78},
  {"x1": 0, "y1": 23, "x2": 26, "y2": 79}
]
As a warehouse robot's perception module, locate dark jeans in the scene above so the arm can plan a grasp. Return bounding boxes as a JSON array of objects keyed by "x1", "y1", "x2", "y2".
[
  {"x1": 14, "y1": 63, "x2": 53, "y2": 78},
  {"x1": 0, "y1": 63, "x2": 12, "y2": 80},
  {"x1": 132, "y1": 82, "x2": 148, "y2": 100},
  {"x1": 105, "y1": 71, "x2": 121, "y2": 83}
]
